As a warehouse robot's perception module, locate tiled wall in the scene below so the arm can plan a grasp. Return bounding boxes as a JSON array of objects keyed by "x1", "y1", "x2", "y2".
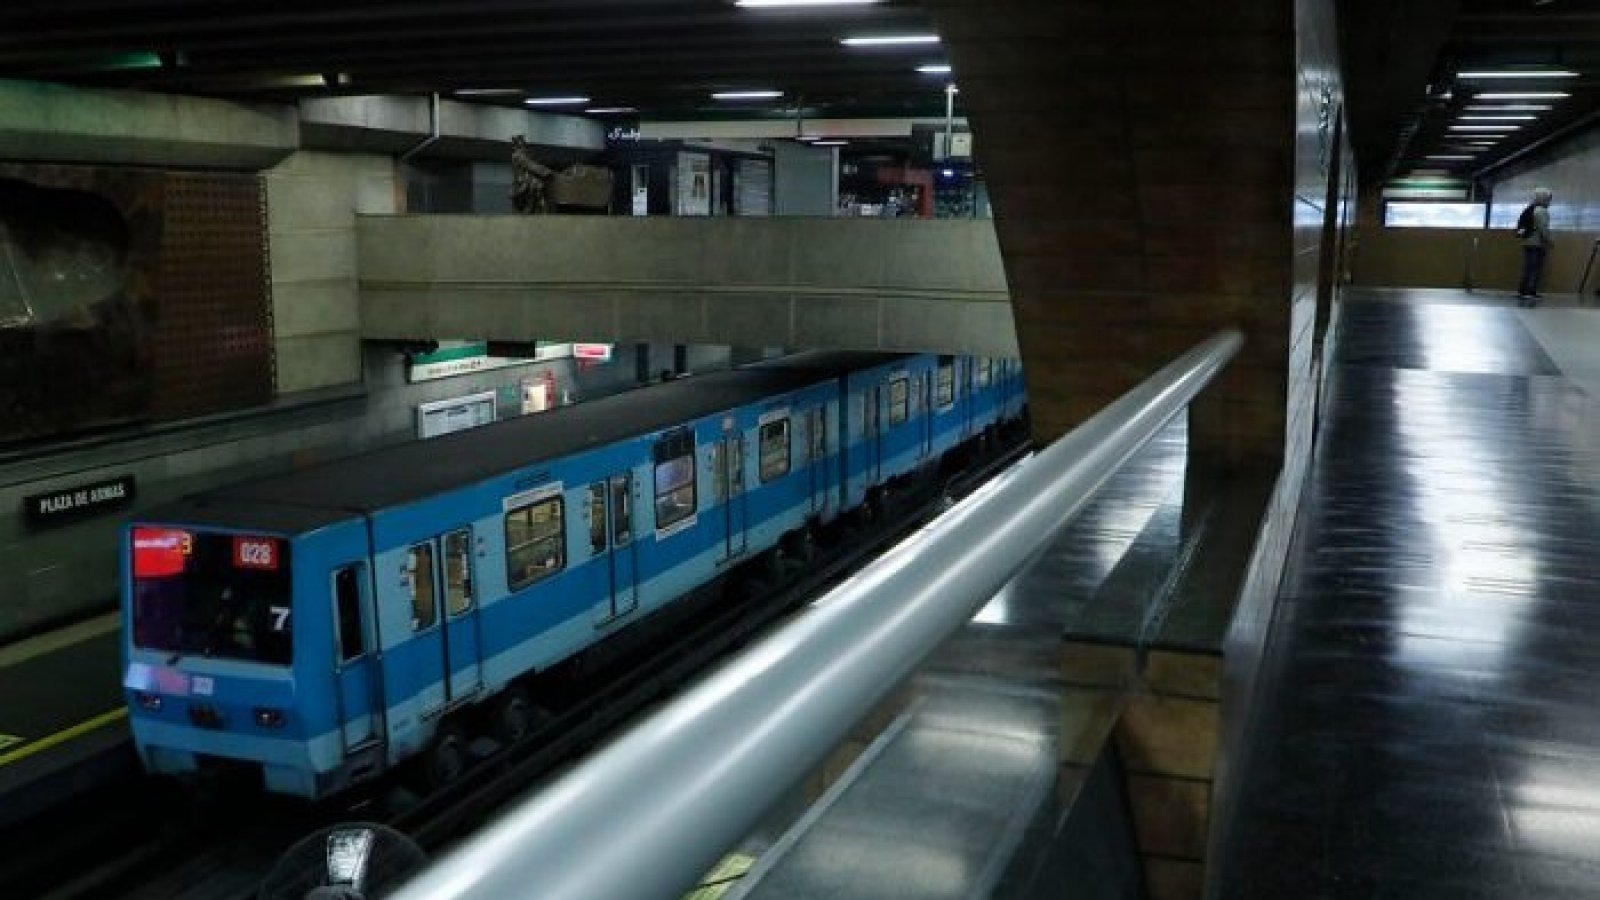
[{"x1": 924, "y1": 0, "x2": 1297, "y2": 470}]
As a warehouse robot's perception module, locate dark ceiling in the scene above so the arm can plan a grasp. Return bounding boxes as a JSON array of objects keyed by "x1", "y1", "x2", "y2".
[
  {"x1": 0, "y1": 0, "x2": 951, "y2": 118},
  {"x1": 1354, "y1": 0, "x2": 1600, "y2": 185},
  {"x1": 0, "y1": 0, "x2": 1595, "y2": 187}
]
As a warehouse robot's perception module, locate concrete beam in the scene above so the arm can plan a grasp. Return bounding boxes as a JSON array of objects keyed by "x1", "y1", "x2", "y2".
[
  {"x1": 358, "y1": 216, "x2": 1017, "y2": 356},
  {"x1": 300, "y1": 95, "x2": 605, "y2": 161},
  {"x1": 0, "y1": 79, "x2": 297, "y2": 170}
]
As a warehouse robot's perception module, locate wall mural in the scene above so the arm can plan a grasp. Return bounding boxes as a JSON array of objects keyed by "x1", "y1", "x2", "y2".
[{"x1": 0, "y1": 165, "x2": 272, "y2": 447}]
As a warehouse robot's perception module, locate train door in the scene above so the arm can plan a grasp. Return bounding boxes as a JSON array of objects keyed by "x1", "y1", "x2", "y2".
[
  {"x1": 608, "y1": 473, "x2": 639, "y2": 618},
  {"x1": 807, "y1": 406, "x2": 828, "y2": 517},
  {"x1": 716, "y1": 431, "x2": 748, "y2": 562},
  {"x1": 864, "y1": 385, "x2": 883, "y2": 484},
  {"x1": 441, "y1": 528, "x2": 482, "y2": 700},
  {"x1": 402, "y1": 541, "x2": 446, "y2": 719},
  {"x1": 331, "y1": 563, "x2": 380, "y2": 751}
]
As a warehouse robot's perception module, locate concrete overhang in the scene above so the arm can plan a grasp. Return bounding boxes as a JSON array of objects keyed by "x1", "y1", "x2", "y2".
[
  {"x1": 0, "y1": 79, "x2": 297, "y2": 170},
  {"x1": 638, "y1": 117, "x2": 969, "y2": 141},
  {"x1": 299, "y1": 96, "x2": 606, "y2": 163},
  {"x1": 358, "y1": 216, "x2": 1016, "y2": 357}
]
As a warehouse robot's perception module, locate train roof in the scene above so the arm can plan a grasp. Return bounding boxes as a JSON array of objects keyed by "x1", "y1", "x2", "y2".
[
  {"x1": 743, "y1": 350, "x2": 914, "y2": 376},
  {"x1": 144, "y1": 365, "x2": 839, "y2": 533}
]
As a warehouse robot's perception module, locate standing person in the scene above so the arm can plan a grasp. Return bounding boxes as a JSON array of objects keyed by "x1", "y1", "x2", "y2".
[{"x1": 1516, "y1": 187, "x2": 1554, "y2": 306}]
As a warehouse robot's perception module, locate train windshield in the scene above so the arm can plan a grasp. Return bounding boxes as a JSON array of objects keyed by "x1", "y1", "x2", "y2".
[{"x1": 130, "y1": 528, "x2": 294, "y2": 665}]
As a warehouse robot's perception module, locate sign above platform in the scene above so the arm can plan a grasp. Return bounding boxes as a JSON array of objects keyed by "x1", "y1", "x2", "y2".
[{"x1": 24, "y1": 474, "x2": 136, "y2": 529}]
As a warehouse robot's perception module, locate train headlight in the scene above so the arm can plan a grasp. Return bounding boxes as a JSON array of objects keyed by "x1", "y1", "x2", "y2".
[
  {"x1": 254, "y1": 707, "x2": 286, "y2": 729},
  {"x1": 135, "y1": 692, "x2": 162, "y2": 712}
]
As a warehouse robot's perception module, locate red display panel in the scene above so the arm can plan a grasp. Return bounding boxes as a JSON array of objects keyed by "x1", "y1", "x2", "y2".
[
  {"x1": 132, "y1": 527, "x2": 190, "y2": 578},
  {"x1": 232, "y1": 536, "x2": 281, "y2": 571}
]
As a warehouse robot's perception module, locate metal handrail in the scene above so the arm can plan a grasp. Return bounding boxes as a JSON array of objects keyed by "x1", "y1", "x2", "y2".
[{"x1": 391, "y1": 330, "x2": 1244, "y2": 900}]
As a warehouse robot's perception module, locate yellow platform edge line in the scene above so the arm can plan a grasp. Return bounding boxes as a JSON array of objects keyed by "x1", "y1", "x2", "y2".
[{"x1": 0, "y1": 708, "x2": 128, "y2": 768}]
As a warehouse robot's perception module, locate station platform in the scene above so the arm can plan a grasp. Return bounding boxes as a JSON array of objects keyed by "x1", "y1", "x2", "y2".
[
  {"x1": 1219, "y1": 288, "x2": 1600, "y2": 897},
  {"x1": 0, "y1": 611, "x2": 136, "y2": 829}
]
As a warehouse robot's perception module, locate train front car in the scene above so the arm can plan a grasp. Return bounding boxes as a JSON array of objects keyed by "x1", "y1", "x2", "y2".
[{"x1": 122, "y1": 514, "x2": 369, "y2": 798}]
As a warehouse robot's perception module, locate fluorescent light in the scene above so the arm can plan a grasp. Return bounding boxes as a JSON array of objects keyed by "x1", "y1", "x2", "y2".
[
  {"x1": 525, "y1": 96, "x2": 590, "y2": 106},
  {"x1": 455, "y1": 88, "x2": 523, "y2": 96},
  {"x1": 1465, "y1": 104, "x2": 1551, "y2": 111},
  {"x1": 1476, "y1": 92, "x2": 1570, "y2": 99},
  {"x1": 841, "y1": 34, "x2": 940, "y2": 46},
  {"x1": 586, "y1": 106, "x2": 638, "y2": 114},
  {"x1": 1458, "y1": 115, "x2": 1536, "y2": 121},
  {"x1": 1459, "y1": 69, "x2": 1578, "y2": 79},
  {"x1": 1448, "y1": 125, "x2": 1521, "y2": 131},
  {"x1": 712, "y1": 90, "x2": 783, "y2": 100},
  {"x1": 1426, "y1": 155, "x2": 1476, "y2": 160},
  {"x1": 812, "y1": 140, "x2": 848, "y2": 146},
  {"x1": 917, "y1": 64, "x2": 953, "y2": 74},
  {"x1": 737, "y1": 0, "x2": 880, "y2": 5}
]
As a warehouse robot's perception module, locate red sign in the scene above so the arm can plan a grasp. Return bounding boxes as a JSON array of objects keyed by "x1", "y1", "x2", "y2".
[
  {"x1": 573, "y1": 343, "x2": 613, "y2": 362},
  {"x1": 133, "y1": 527, "x2": 190, "y2": 579},
  {"x1": 233, "y1": 536, "x2": 281, "y2": 571}
]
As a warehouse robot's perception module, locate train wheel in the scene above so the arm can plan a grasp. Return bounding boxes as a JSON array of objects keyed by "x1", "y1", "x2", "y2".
[
  {"x1": 785, "y1": 529, "x2": 816, "y2": 566},
  {"x1": 424, "y1": 724, "x2": 468, "y2": 790},
  {"x1": 493, "y1": 687, "x2": 549, "y2": 746}
]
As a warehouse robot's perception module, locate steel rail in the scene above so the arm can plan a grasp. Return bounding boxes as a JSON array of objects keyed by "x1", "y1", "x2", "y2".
[{"x1": 390, "y1": 329, "x2": 1243, "y2": 900}]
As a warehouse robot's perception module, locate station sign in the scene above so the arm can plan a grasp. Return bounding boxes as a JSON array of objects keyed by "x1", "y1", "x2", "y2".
[{"x1": 24, "y1": 475, "x2": 137, "y2": 529}]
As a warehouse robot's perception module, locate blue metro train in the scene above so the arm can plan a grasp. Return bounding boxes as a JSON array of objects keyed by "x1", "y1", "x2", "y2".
[{"x1": 122, "y1": 352, "x2": 1027, "y2": 798}]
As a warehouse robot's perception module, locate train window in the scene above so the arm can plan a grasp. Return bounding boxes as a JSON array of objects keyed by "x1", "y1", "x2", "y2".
[
  {"x1": 730, "y1": 435, "x2": 745, "y2": 497},
  {"x1": 407, "y1": 543, "x2": 437, "y2": 631},
  {"x1": 506, "y1": 496, "x2": 566, "y2": 591},
  {"x1": 978, "y1": 358, "x2": 993, "y2": 388},
  {"x1": 808, "y1": 409, "x2": 827, "y2": 461},
  {"x1": 864, "y1": 388, "x2": 879, "y2": 433},
  {"x1": 936, "y1": 357, "x2": 955, "y2": 408},
  {"x1": 333, "y1": 565, "x2": 365, "y2": 664},
  {"x1": 760, "y1": 418, "x2": 791, "y2": 483},
  {"x1": 654, "y1": 454, "x2": 697, "y2": 531},
  {"x1": 889, "y1": 378, "x2": 909, "y2": 426},
  {"x1": 588, "y1": 483, "x2": 608, "y2": 553},
  {"x1": 444, "y1": 529, "x2": 474, "y2": 617},
  {"x1": 612, "y1": 474, "x2": 634, "y2": 545}
]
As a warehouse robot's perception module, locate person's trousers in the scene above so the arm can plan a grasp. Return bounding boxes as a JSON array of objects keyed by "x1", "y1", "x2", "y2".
[{"x1": 1519, "y1": 245, "x2": 1548, "y2": 296}]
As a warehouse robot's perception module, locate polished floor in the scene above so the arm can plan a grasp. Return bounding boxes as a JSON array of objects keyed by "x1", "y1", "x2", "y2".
[{"x1": 1222, "y1": 289, "x2": 1600, "y2": 898}]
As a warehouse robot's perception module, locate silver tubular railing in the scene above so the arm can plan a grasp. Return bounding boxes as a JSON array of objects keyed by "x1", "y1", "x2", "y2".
[{"x1": 391, "y1": 330, "x2": 1244, "y2": 900}]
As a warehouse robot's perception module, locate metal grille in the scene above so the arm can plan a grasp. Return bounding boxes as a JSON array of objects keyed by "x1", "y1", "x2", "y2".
[{"x1": 150, "y1": 173, "x2": 273, "y2": 420}]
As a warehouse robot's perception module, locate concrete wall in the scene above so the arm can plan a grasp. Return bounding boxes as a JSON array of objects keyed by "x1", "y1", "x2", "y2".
[
  {"x1": 266, "y1": 150, "x2": 399, "y2": 394},
  {"x1": 357, "y1": 216, "x2": 1019, "y2": 356},
  {"x1": 1351, "y1": 226, "x2": 1600, "y2": 294}
]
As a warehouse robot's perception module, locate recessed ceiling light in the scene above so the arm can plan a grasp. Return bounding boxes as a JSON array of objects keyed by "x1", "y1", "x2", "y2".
[
  {"x1": 1448, "y1": 124, "x2": 1521, "y2": 131},
  {"x1": 456, "y1": 88, "x2": 523, "y2": 97},
  {"x1": 841, "y1": 35, "x2": 941, "y2": 46},
  {"x1": 1458, "y1": 115, "x2": 1536, "y2": 121},
  {"x1": 1458, "y1": 70, "x2": 1578, "y2": 79},
  {"x1": 737, "y1": 0, "x2": 880, "y2": 5},
  {"x1": 1476, "y1": 92, "x2": 1570, "y2": 99},
  {"x1": 586, "y1": 107, "x2": 638, "y2": 115},
  {"x1": 1465, "y1": 104, "x2": 1551, "y2": 111},
  {"x1": 712, "y1": 90, "x2": 784, "y2": 100},
  {"x1": 917, "y1": 64, "x2": 953, "y2": 74},
  {"x1": 526, "y1": 96, "x2": 591, "y2": 106}
]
